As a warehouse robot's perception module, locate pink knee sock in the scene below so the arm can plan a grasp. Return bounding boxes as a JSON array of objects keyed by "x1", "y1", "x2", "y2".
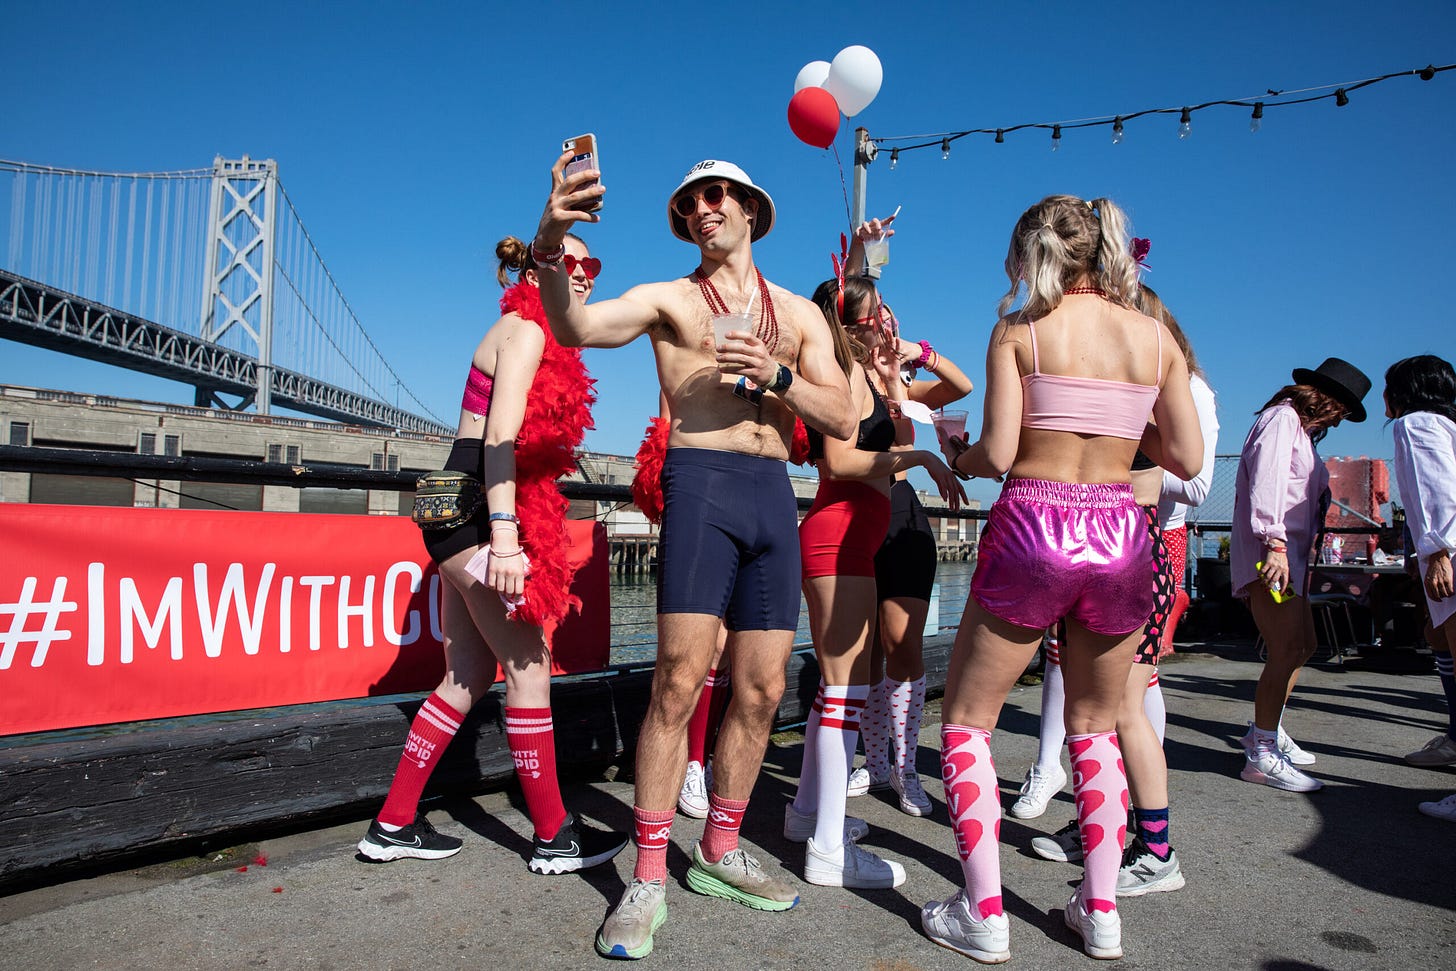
[
  {"x1": 941, "y1": 724, "x2": 1003, "y2": 919},
  {"x1": 1068, "y1": 731, "x2": 1128, "y2": 914}
]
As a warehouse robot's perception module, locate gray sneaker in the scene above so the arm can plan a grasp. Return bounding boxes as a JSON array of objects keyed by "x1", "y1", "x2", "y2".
[
  {"x1": 783, "y1": 802, "x2": 869, "y2": 843},
  {"x1": 921, "y1": 889, "x2": 1011, "y2": 963},
  {"x1": 595, "y1": 879, "x2": 667, "y2": 960},
  {"x1": 1116, "y1": 838, "x2": 1185, "y2": 896},
  {"x1": 1406, "y1": 734, "x2": 1456, "y2": 766},
  {"x1": 1030, "y1": 819, "x2": 1082, "y2": 863},
  {"x1": 685, "y1": 842, "x2": 799, "y2": 911}
]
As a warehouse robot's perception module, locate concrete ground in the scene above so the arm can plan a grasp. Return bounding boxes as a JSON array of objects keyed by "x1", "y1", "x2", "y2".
[{"x1": 2, "y1": 640, "x2": 1453, "y2": 970}]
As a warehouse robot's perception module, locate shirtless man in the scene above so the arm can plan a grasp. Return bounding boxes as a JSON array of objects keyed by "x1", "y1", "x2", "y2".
[{"x1": 532, "y1": 154, "x2": 855, "y2": 960}]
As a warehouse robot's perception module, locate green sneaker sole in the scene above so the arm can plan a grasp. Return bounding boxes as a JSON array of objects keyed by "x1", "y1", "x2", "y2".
[
  {"x1": 685, "y1": 864, "x2": 799, "y2": 912},
  {"x1": 594, "y1": 902, "x2": 667, "y2": 960}
]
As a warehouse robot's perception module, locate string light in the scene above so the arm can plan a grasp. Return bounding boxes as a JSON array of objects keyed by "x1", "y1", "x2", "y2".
[
  {"x1": 889, "y1": 148, "x2": 898, "y2": 170},
  {"x1": 865, "y1": 61, "x2": 1451, "y2": 161}
]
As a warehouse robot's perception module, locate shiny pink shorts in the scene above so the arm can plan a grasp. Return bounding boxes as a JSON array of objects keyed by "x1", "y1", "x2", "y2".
[{"x1": 971, "y1": 478, "x2": 1153, "y2": 636}]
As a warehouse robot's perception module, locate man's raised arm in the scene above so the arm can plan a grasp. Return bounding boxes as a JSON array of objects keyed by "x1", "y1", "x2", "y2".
[{"x1": 780, "y1": 294, "x2": 855, "y2": 441}]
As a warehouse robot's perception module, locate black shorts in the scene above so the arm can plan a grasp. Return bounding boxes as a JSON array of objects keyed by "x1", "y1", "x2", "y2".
[
  {"x1": 657, "y1": 448, "x2": 801, "y2": 632},
  {"x1": 874, "y1": 479, "x2": 938, "y2": 601},
  {"x1": 420, "y1": 438, "x2": 486, "y2": 564}
]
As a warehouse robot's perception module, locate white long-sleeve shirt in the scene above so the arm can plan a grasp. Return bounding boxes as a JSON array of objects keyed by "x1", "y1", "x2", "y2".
[
  {"x1": 1158, "y1": 372, "x2": 1219, "y2": 530},
  {"x1": 1391, "y1": 411, "x2": 1456, "y2": 626},
  {"x1": 1231, "y1": 402, "x2": 1329, "y2": 598}
]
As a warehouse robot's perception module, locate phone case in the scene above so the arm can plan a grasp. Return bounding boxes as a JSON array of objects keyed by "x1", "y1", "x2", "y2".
[{"x1": 562, "y1": 134, "x2": 601, "y2": 213}]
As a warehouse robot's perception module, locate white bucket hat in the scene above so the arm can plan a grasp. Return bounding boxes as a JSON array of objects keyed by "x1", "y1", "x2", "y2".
[{"x1": 667, "y1": 160, "x2": 776, "y2": 243}]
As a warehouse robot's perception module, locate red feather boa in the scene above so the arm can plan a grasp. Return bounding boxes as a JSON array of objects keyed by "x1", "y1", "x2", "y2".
[
  {"x1": 497, "y1": 281, "x2": 596, "y2": 628},
  {"x1": 631, "y1": 417, "x2": 671, "y2": 524}
]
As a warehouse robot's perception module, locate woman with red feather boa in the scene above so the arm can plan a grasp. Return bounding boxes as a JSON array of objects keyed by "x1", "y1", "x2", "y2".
[{"x1": 357, "y1": 234, "x2": 626, "y2": 875}]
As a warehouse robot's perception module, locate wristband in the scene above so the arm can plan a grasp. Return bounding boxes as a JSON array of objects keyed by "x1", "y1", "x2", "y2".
[
  {"x1": 916, "y1": 340, "x2": 934, "y2": 367},
  {"x1": 489, "y1": 512, "x2": 520, "y2": 524},
  {"x1": 530, "y1": 241, "x2": 565, "y2": 268}
]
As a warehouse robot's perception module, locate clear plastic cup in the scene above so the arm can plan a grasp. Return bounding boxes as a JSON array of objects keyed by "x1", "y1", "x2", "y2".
[
  {"x1": 932, "y1": 408, "x2": 968, "y2": 444},
  {"x1": 862, "y1": 235, "x2": 890, "y2": 268},
  {"x1": 712, "y1": 311, "x2": 754, "y2": 347}
]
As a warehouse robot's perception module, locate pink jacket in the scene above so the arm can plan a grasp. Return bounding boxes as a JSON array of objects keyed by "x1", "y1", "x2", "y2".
[{"x1": 1231, "y1": 402, "x2": 1329, "y2": 598}]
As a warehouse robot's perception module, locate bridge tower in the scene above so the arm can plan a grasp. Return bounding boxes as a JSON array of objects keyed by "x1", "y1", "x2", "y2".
[{"x1": 198, "y1": 156, "x2": 279, "y2": 414}]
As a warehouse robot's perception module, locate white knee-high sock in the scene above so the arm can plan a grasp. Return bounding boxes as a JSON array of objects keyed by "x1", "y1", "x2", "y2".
[
  {"x1": 1037, "y1": 652, "x2": 1068, "y2": 771},
  {"x1": 791, "y1": 682, "x2": 825, "y2": 815},
  {"x1": 812, "y1": 682, "x2": 869, "y2": 853},
  {"x1": 888, "y1": 676, "x2": 927, "y2": 777},
  {"x1": 860, "y1": 676, "x2": 891, "y2": 776},
  {"x1": 1143, "y1": 668, "x2": 1166, "y2": 745}
]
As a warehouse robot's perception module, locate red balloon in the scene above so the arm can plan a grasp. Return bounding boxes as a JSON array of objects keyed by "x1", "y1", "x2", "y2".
[{"x1": 788, "y1": 86, "x2": 840, "y2": 149}]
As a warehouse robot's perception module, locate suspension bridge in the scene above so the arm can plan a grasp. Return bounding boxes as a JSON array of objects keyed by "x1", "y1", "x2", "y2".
[{"x1": 0, "y1": 157, "x2": 451, "y2": 435}]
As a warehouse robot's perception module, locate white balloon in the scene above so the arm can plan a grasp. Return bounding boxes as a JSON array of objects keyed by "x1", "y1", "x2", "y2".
[
  {"x1": 794, "y1": 60, "x2": 831, "y2": 94},
  {"x1": 823, "y1": 46, "x2": 883, "y2": 117}
]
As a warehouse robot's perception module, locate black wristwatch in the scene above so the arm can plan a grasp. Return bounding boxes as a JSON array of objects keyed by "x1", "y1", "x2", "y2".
[{"x1": 767, "y1": 364, "x2": 793, "y2": 394}]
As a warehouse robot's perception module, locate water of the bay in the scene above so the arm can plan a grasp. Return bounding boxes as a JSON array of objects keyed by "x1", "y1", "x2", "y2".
[{"x1": 607, "y1": 557, "x2": 976, "y2": 665}]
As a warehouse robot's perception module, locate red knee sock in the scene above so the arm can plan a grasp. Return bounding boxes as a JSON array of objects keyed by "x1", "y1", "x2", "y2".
[
  {"x1": 633, "y1": 806, "x2": 676, "y2": 883},
  {"x1": 705, "y1": 668, "x2": 732, "y2": 756},
  {"x1": 505, "y1": 706, "x2": 568, "y2": 841},
  {"x1": 687, "y1": 668, "x2": 722, "y2": 766},
  {"x1": 699, "y1": 792, "x2": 749, "y2": 863},
  {"x1": 378, "y1": 693, "x2": 463, "y2": 827}
]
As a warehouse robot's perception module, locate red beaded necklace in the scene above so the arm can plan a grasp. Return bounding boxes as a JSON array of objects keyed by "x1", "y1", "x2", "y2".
[
  {"x1": 1063, "y1": 286, "x2": 1107, "y2": 297},
  {"x1": 694, "y1": 266, "x2": 780, "y2": 354}
]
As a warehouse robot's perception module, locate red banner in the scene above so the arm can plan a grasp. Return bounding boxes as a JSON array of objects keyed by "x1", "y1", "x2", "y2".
[{"x1": 0, "y1": 505, "x2": 609, "y2": 735}]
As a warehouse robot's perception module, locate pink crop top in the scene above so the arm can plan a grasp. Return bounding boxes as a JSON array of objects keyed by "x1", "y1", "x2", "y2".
[
  {"x1": 1020, "y1": 316, "x2": 1161, "y2": 440},
  {"x1": 461, "y1": 366, "x2": 493, "y2": 417}
]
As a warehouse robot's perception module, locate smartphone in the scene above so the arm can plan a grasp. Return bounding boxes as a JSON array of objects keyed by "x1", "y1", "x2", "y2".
[
  {"x1": 1255, "y1": 562, "x2": 1294, "y2": 603},
  {"x1": 562, "y1": 133, "x2": 602, "y2": 213}
]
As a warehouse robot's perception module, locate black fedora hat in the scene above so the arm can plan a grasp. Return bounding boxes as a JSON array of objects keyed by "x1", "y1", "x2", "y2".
[{"x1": 1291, "y1": 357, "x2": 1370, "y2": 423}]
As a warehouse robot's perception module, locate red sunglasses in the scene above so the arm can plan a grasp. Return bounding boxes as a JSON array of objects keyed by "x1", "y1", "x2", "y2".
[
  {"x1": 672, "y1": 181, "x2": 735, "y2": 219},
  {"x1": 563, "y1": 254, "x2": 601, "y2": 279}
]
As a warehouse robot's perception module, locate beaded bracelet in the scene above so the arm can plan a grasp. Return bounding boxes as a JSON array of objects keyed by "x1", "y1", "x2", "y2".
[{"x1": 490, "y1": 548, "x2": 524, "y2": 558}]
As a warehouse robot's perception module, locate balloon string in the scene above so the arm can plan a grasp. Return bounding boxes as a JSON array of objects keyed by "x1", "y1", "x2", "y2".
[{"x1": 831, "y1": 143, "x2": 852, "y2": 233}]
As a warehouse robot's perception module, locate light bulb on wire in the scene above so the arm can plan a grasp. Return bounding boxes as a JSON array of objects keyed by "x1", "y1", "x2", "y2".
[
  {"x1": 1111, "y1": 117, "x2": 1124, "y2": 144},
  {"x1": 1051, "y1": 125, "x2": 1061, "y2": 152},
  {"x1": 1178, "y1": 107, "x2": 1192, "y2": 139},
  {"x1": 941, "y1": 138, "x2": 951, "y2": 160},
  {"x1": 1250, "y1": 102, "x2": 1263, "y2": 133},
  {"x1": 889, "y1": 148, "x2": 899, "y2": 170}
]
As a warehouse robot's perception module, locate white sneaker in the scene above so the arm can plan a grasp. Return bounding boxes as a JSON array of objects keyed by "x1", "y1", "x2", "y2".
[
  {"x1": 921, "y1": 889, "x2": 1011, "y2": 964},
  {"x1": 677, "y1": 760, "x2": 709, "y2": 819},
  {"x1": 1240, "y1": 721, "x2": 1316, "y2": 766},
  {"x1": 783, "y1": 802, "x2": 868, "y2": 844},
  {"x1": 1240, "y1": 749, "x2": 1323, "y2": 792},
  {"x1": 1009, "y1": 764, "x2": 1066, "y2": 819},
  {"x1": 1418, "y1": 793, "x2": 1456, "y2": 821},
  {"x1": 891, "y1": 772, "x2": 934, "y2": 816},
  {"x1": 847, "y1": 764, "x2": 891, "y2": 797},
  {"x1": 804, "y1": 836, "x2": 905, "y2": 888},
  {"x1": 1064, "y1": 887, "x2": 1122, "y2": 960}
]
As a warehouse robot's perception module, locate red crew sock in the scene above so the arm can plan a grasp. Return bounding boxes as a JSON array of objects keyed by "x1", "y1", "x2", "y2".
[
  {"x1": 632, "y1": 806, "x2": 676, "y2": 883},
  {"x1": 686, "y1": 669, "x2": 721, "y2": 766},
  {"x1": 505, "y1": 706, "x2": 568, "y2": 841},
  {"x1": 378, "y1": 693, "x2": 464, "y2": 827},
  {"x1": 699, "y1": 793, "x2": 750, "y2": 863}
]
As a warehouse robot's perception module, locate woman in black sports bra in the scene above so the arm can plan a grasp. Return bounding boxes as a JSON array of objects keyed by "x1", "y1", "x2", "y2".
[{"x1": 787, "y1": 273, "x2": 964, "y2": 892}]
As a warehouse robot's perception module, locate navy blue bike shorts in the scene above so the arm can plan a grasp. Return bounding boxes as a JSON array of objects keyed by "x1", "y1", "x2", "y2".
[{"x1": 657, "y1": 447, "x2": 801, "y2": 632}]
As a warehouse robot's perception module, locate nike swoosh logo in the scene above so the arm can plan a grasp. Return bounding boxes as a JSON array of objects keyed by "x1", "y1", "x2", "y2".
[
  {"x1": 536, "y1": 841, "x2": 581, "y2": 857},
  {"x1": 379, "y1": 834, "x2": 423, "y2": 847}
]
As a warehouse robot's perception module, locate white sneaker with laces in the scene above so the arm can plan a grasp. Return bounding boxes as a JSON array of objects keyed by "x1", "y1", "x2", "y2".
[
  {"x1": 921, "y1": 889, "x2": 1011, "y2": 964},
  {"x1": 783, "y1": 802, "x2": 868, "y2": 843},
  {"x1": 804, "y1": 836, "x2": 905, "y2": 888},
  {"x1": 1009, "y1": 763, "x2": 1066, "y2": 819},
  {"x1": 847, "y1": 764, "x2": 891, "y2": 797},
  {"x1": 891, "y1": 772, "x2": 934, "y2": 816},
  {"x1": 1418, "y1": 793, "x2": 1456, "y2": 821},
  {"x1": 1064, "y1": 887, "x2": 1122, "y2": 960},
  {"x1": 677, "y1": 760, "x2": 709, "y2": 819},
  {"x1": 1240, "y1": 721, "x2": 1316, "y2": 766},
  {"x1": 1240, "y1": 748, "x2": 1323, "y2": 792}
]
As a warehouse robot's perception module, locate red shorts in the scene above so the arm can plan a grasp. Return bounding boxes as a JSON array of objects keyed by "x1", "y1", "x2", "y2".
[{"x1": 800, "y1": 479, "x2": 891, "y2": 579}]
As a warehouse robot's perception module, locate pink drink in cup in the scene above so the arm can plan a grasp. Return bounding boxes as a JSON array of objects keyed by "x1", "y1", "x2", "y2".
[{"x1": 932, "y1": 408, "x2": 968, "y2": 444}]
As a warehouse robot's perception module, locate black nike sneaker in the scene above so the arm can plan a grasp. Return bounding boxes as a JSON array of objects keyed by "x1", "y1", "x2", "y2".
[
  {"x1": 528, "y1": 814, "x2": 628, "y2": 875},
  {"x1": 357, "y1": 813, "x2": 464, "y2": 862}
]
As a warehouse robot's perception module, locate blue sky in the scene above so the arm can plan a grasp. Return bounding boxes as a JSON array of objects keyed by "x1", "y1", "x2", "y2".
[{"x1": 4, "y1": 1, "x2": 1453, "y2": 505}]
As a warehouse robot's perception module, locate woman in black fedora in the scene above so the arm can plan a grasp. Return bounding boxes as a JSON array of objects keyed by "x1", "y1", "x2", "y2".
[{"x1": 1230, "y1": 357, "x2": 1371, "y2": 792}]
